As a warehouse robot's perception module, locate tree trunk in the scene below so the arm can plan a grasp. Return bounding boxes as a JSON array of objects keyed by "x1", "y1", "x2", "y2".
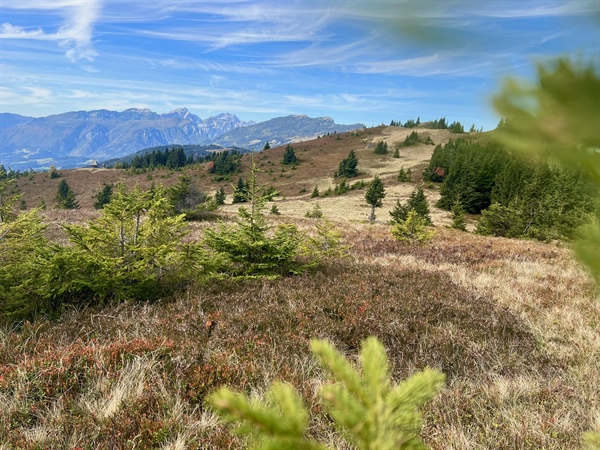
[{"x1": 369, "y1": 205, "x2": 376, "y2": 223}]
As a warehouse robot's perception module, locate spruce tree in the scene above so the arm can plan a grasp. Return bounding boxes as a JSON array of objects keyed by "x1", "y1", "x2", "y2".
[
  {"x1": 204, "y1": 152, "x2": 304, "y2": 276},
  {"x1": 0, "y1": 208, "x2": 51, "y2": 323},
  {"x1": 166, "y1": 146, "x2": 187, "y2": 169},
  {"x1": 365, "y1": 176, "x2": 386, "y2": 223},
  {"x1": 392, "y1": 209, "x2": 435, "y2": 244},
  {"x1": 282, "y1": 144, "x2": 298, "y2": 165},
  {"x1": 407, "y1": 186, "x2": 432, "y2": 225},
  {"x1": 390, "y1": 187, "x2": 432, "y2": 226},
  {"x1": 94, "y1": 184, "x2": 113, "y2": 209},
  {"x1": 311, "y1": 186, "x2": 320, "y2": 198},
  {"x1": 401, "y1": 130, "x2": 420, "y2": 147},
  {"x1": 232, "y1": 177, "x2": 248, "y2": 203},
  {"x1": 373, "y1": 140, "x2": 388, "y2": 155},
  {"x1": 0, "y1": 179, "x2": 20, "y2": 223},
  {"x1": 335, "y1": 150, "x2": 358, "y2": 178},
  {"x1": 450, "y1": 200, "x2": 467, "y2": 231},
  {"x1": 49, "y1": 165, "x2": 60, "y2": 179},
  {"x1": 397, "y1": 166, "x2": 409, "y2": 182},
  {"x1": 215, "y1": 187, "x2": 226, "y2": 205},
  {"x1": 389, "y1": 198, "x2": 410, "y2": 225},
  {"x1": 55, "y1": 179, "x2": 79, "y2": 209}
]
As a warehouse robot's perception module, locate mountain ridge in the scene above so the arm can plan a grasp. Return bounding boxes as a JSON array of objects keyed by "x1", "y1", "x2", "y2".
[{"x1": 0, "y1": 109, "x2": 363, "y2": 171}]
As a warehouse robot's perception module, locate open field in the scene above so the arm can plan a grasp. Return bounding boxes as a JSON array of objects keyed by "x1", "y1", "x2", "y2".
[{"x1": 3, "y1": 126, "x2": 598, "y2": 448}]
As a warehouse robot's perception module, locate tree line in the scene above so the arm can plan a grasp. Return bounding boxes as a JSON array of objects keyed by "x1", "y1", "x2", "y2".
[{"x1": 424, "y1": 138, "x2": 596, "y2": 241}]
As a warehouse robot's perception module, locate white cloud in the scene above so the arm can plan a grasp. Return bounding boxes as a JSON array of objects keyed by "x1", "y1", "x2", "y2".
[
  {"x1": 0, "y1": 23, "x2": 45, "y2": 38},
  {"x1": 0, "y1": 0, "x2": 101, "y2": 62}
]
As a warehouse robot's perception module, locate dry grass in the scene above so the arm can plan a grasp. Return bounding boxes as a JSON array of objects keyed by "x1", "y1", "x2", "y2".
[
  {"x1": 1, "y1": 224, "x2": 597, "y2": 448},
  {"x1": 3, "y1": 126, "x2": 598, "y2": 448}
]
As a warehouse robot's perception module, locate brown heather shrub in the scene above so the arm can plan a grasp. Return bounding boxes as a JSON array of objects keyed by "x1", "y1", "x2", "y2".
[{"x1": 0, "y1": 215, "x2": 597, "y2": 448}]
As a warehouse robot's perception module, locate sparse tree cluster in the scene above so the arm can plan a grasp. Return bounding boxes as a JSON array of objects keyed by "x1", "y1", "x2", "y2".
[{"x1": 390, "y1": 186, "x2": 432, "y2": 226}]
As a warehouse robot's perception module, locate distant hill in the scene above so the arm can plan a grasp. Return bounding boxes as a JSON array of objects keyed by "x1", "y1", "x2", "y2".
[
  {"x1": 214, "y1": 115, "x2": 365, "y2": 149},
  {"x1": 0, "y1": 109, "x2": 363, "y2": 171}
]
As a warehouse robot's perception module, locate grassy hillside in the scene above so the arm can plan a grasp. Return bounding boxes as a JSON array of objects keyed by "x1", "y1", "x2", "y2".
[
  {"x1": 2, "y1": 126, "x2": 599, "y2": 449},
  {"x1": 14, "y1": 126, "x2": 452, "y2": 223}
]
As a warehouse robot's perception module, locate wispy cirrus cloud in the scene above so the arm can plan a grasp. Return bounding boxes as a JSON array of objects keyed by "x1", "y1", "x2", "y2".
[{"x1": 0, "y1": 0, "x2": 101, "y2": 62}]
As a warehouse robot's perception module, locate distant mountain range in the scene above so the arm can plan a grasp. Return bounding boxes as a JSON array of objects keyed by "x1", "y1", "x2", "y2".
[
  {"x1": 214, "y1": 114, "x2": 364, "y2": 150},
  {"x1": 0, "y1": 108, "x2": 364, "y2": 171}
]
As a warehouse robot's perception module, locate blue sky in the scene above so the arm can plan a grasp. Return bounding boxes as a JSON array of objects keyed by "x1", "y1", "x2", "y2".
[{"x1": 1, "y1": 0, "x2": 598, "y2": 130}]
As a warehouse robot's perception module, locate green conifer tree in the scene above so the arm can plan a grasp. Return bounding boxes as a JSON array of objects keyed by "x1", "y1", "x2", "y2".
[
  {"x1": 365, "y1": 176, "x2": 386, "y2": 223},
  {"x1": 391, "y1": 209, "x2": 435, "y2": 244},
  {"x1": 335, "y1": 150, "x2": 359, "y2": 178},
  {"x1": 374, "y1": 140, "x2": 388, "y2": 155},
  {"x1": 49, "y1": 165, "x2": 61, "y2": 179},
  {"x1": 0, "y1": 179, "x2": 21, "y2": 223},
  {"x1": 93, "y1": 183, "x2": 113, "y2": 209},
  {"x1": 450, "y1": 200, "x2": 467, "y2": 231},
  {"x1": 282, "y1": 144, "x2": 299, "y2": 165},
  {"x1": 397, "y1": 166, "x2": 409, "y2": 182},
  {"x1": 389, "y1": 198, "x2": 410, "y2": 225},
  {"x1": 232, "y1": 177, "x2": 248, "y2": 203},
  {"x1": 55, "y1": 179, "x2": 79, "y2": 209},
  {"x1": 208, "y1": 337, "x2": 444, "y2": 450},
  {"x1": 407, "y1": 187, "x2": 432, "y2": 225},
  {"x1": 204, "y1": 152, "x2": 304, "y2": 276},
  {"x1": 215, "y1": 187, "x2": 226, "y2": 205},
  {"x1": 311, "y1": 186, "x2": 320, "y2": 198}
]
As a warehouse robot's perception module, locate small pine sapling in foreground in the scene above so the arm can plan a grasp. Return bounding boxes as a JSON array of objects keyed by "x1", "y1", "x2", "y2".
[
  {"x1": 365, "y1": 176, "x2": 386, "y2": 223},
  {"x1": 208, "y1": 336, "x2": 445, "y2": 450},
  {"x1": 311, "y1": 186, "x2": 320, "y2": 198},
  {"x1": 393, "y1": 147, "x2": 400, "y2": 158},
  {"x1": 391, "y1": 209, "x2": 435, "y2": 244},
  {"x1": 299, "y1": 217, "x2": 350, "y2": 261},
  {"x1": 0, "y1": 179, "x2": 21, "y2": 223}
]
